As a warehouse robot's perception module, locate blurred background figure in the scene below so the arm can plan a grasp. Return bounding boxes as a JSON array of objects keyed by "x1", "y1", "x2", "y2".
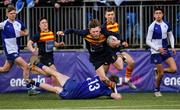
[{"x1": 16, "y1": 0, "x2": 36, "y2": 13}]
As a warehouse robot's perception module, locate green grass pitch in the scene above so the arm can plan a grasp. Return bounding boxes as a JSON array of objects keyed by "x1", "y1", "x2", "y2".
[{"x1": 0, "y1": 92, "x2": 180, "y2": 109}]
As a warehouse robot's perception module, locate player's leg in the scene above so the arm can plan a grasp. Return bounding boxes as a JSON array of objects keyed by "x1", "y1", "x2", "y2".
[
  {"x1": 14, "y1": 56, "x2": 39, "y2": 95},
  {"x1": 103, "y1": 64, "x2": 109, "y2": 73},
  {"x1": 36, "y1": 63, "x2": 69, "y2": 87},
  {"x1": 121, "y1": 52, "x2": 136, "y2": 89},
  {"x1": 37, "y1": 82, "x2": 63, "y2": 94},
  {"x1": 120, "y1": 52, "x2": 135, "y2": 82},
  {"x1": 30, "y1": 63, "x2": 59, "y2": 86},
  {"x1": 0, "y1": 60, "x2": 13, "y2": 73},
  {"x1": 151, "y1": 54, "x2": 164, "y2": 97},
  {"x1": 39, "y1": 83, "x2": 63, "y2": 94},
  {"x1": 15, "y1": 56, "x2": 30, "y2": 81},
  {"x1": 29, "y1": 80, "x2": 63, "y2": 94},
  {"x1": 112, "y1": 56, "x2": 124, "y2": 71},
  {"x1": 96, "y1": 65, "x2": 109, "y2": 81},
  {"x1": 40, "y1": 55, "x2": 60, "y2": 86},
  {"x1": 29, "y1": 55, "x2": 52, "y2": 75},
  {"x1": 164, "y1": 57, "x2": 177, "y2": 73},
  {"x1": 29, "y1": 55, "x2": 65, "y2": 95},
  {"x1": 110, "y1": 57, "x2": 125, "y2": 87},
  {"x1": 30, "y1": 64, "x2": 60, "y2": 86},
  {"x1": 49, "y1": 64, "x2": 60, "y2": 86},
  {"x1": 118, "y1": 52, "x2": 136, "y2": 89},
  {"x1": 30, "y1": 66, "x2": 47, "y2": 75},
  {"x1": 154, "y1": 64, "x2": 164, "y2": 97}
]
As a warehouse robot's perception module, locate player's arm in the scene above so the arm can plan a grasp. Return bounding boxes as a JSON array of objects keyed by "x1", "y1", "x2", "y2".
[
  {"x1": 102, "y1": 27, "x2": 125, "y2": 46},
  {"x1": 166, "y1": 22, "x2": 176, "y2": 54},
  {"x1": 54, "y1": 34, "x2": 65, "y2": 47},
  {"x1": 168, "y1": 31, "x2": 175, "y2": 49},
  {"x1": 27, "y1": 40, "x2": 36, "y2": 53},
  {"x1": 0, "y1": 22, "x2": 4, "y2": 30},
  {"x1": 54, "y1": 41, "x2": 65, "y2": 48},
  {"x1": 57, "y1": 29, "x2": 88, "y2": 37},
  {"x1": 110, "y1": 93, "x2": 122, "y2": 100},
  {"x1": 107, "y1": 35, "x2": 128, "y2": 49},
  {"x1": 20, "y1": 29, "x2": 28, "y2": 36},
  {"x1": 168, "y1": 31, "x2": 176, "y2": 55},
  {"x1": 146, "y1": 27, "x2": 159, "y2": 51},
  {"x1": 64, "y1": 29, "x2": 87, "y2": 36},
  {"x1": 19, "y1": 20, "x2": 28, "y2": 36},
  {"x1": 27, "y1": 34, "x2": 39, "y2": 55}
]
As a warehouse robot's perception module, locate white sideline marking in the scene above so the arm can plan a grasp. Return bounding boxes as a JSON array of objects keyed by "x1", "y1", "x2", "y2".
[{"x1": 72, "y1": 104, "x2": 180, "y2": 109}]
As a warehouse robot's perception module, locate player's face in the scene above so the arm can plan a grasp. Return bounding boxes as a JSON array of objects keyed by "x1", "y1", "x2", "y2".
[
  {"x1": 105, "y1": 11, "x2": 115, "y2": 23},
  {"x1": 7, "y1": 10, "x2": 16, "y2": 21},
  {"x1": 154, "y1": 10, "x2": 163, "y2": 22},
  {"x1": 39, "y1": 19, "x2": 49, "y2": 31},
  {"x1": 89, "y1": 26, "x2": 101, "y2": 39}
]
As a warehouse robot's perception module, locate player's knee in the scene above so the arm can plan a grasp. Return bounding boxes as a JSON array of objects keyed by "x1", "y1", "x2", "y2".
[
  {"x1": 116, "y1": 66, "x2": 123, "y2": 71},
  {"x1": 157, "y1": 70, "x2": 164, "y2": 76},
  {"x1": 0, "y1": 68, "x2": 10, "y2": 73},
  {"x1": 128, "y1": 60, "x2": 135, "y2": 67},
  {"x1": 171, "y1": 67, "x2": 177, "y2": 73},
  {"x1": 23, "y1": 64, "x2": 30, "y2": 71}
]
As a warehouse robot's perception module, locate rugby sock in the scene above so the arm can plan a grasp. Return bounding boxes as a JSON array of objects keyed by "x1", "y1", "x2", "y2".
[
  {"x1": 31, "y1": 65, "x2": 36, "y2": 71},
  {"x1": 29, "y1": 80, "x2": 40, "y2": 87},
  {"x1": 154, "y1": 86, "x2": 160, "y2": 92},
  {"x1": 35, "y1": 82, "x2": 40, "y2": 87},
  {"x1": 36, "y1": 62, "x2": 44, "y2": 69},
  {"x1": 125, "y1": 67, "x2": 133, "y2": 82},
  {"x1": 26, "y1": 83, "x2": 32, "y2": 89},
  {"x1": 26, "y1": 79, "x2": 40, "y2": 88},
  {"x1": 103, "y1": 80, "x2": 115, "y2": 89}
]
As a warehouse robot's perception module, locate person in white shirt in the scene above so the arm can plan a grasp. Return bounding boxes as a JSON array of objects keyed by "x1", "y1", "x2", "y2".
[
  {"x1": 0, "y1": 5, "x2": 32, "y2": 91},
  {"x1": 146, "y1": 8, "x2": 177, "y2": 97}
]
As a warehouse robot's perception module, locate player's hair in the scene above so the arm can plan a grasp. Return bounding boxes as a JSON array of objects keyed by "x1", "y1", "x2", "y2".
[
  {"x1": 39, "y1": 17, "x2": 48, "y2": 24},
  {"x1": 88, "y1": 19, "x2": 101, "y2": 29},
  {"x1": 38, "y1": 17, "x2": 48, "y2": 32},
  {"x1": 105, "y1": 8, "x2": 114, "y2": 13},
  {"x1": 6, "y1": 5, "x2": 16, "y2": 13},
  {"x1": 154, "y1": 7, "x2": 164, "y2": 14}
]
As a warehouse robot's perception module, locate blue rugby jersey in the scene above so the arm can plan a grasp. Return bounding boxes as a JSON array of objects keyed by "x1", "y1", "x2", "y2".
[
  {"x1": 146, "y1": 21, "x2": 175, "y2": 54},
  {"x1": 60, "y1": 76, "x2": 113, "y2": 99},
  {"x1": 0, "y1": 19, "x2": 26, "y2": 55}
]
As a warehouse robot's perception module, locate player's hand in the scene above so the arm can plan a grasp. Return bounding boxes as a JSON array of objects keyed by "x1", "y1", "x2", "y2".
[
  {"x1": 158, "y1": 48, "x2": 167, "y2": 55},
  {"x1": 109, "y1": 39, "x2": 120, "y2": 48},
  {"x1": 122, "y1": 41, "x2": 128, "y2": 48},
  {"x1": 103, "y1": 80, "x2": 116, "y2": 89},
  {"x1": 58, "y1": 42, "x2": 65, "y2": 47},
  {"x1": 32, "y1": 48, "x2": 38, "y2": 55},
  {"x1": 56, "y1": 31, "x2": 64, "y2": 36},
  {"x1": 109, "y1": 75, "x2": 119, "y2": 84},
  {"x1": 20, "y1": 30, "x2": 27, "y2": 36},
  {"x1": 172, "y1": 48, "x2": 176, "y2": 55},
  {"x1": 35, "y1": 0, "x2": 39, "y2": 4}
]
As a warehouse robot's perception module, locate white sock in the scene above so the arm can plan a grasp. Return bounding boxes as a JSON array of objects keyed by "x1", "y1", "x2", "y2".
[{"x1": 124, "y1": 77, "x2": 130, "y2": 83}]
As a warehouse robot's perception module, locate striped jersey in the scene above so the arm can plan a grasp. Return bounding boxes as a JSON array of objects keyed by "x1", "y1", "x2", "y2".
[
  {"x1": 146, "y1": 21, "x2": 175, "y2": 54},
  {"x1": 30, "y1": 31, "x2": 55, "y2": 55},
  {"x1": 104, "y1": 22, "x2": 119, "y2": 33},
  {"x1": 104, "y1": 21, "x2": 119, "y2": 33},
  {"x1": 0, "y1": 19, "x2": 26, "y2": 55}
]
